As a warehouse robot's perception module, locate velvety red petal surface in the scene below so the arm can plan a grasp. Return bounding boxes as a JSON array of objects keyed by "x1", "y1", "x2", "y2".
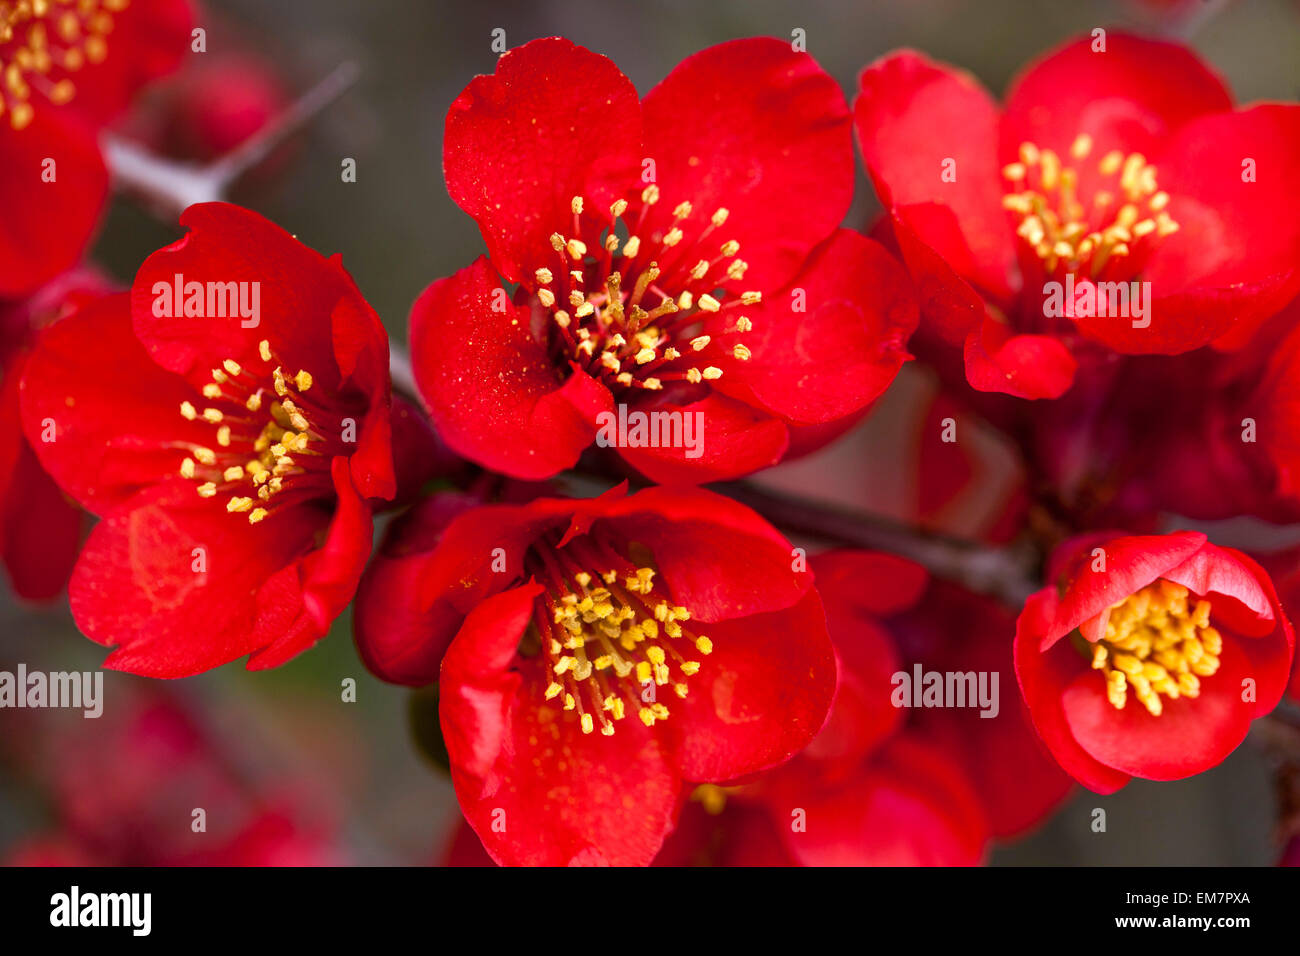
[
  {"x1": 1015, "y1": 589, "x2": 1132, "y2": 793},
  {"x1": 856, "y1": 50, "x2": 1015, "y2": 302},
  {"x1": 641, "y1": 37, "x2": 853, "y2": 293},
  {"x1": 596, "y1": 485, "x2": 813, "y2": 622},
  {"x1": 443, "y1": 38, "x2": 643, "y2": 286},
  {"x1": 887, "y1": 206, "x2": 993, "y2": 345},
  {"x1": 709, "y1": 230, "x2": 917, "y2": 425},
  {"x1": 664, "y1": 590, "x2": 836, "y2": 783},
  {"x1": 352, "y1": 492, "x2": 487, "y2": 686},
  {"x1": 1119, "y1": 106, "x2": 1300, "y2": 354},
  {"x1": 20, "y1": 294, "x2": 209, "y2": 514},
  {"x1": 441, "y1": 585, "x2": 679, "y2": 866},
  {"x1": 1042, "y1": 531, "x2": 1208, "y2": 649},
  {"x1": 614, "y1": 392, "x2": 788, "y2": 484},
  {"x1": 69, "y1": 479, "x2": 323, "y2": 677},
  {"x1": 131, "y1": 204, "x2": 391, "y2": 418},
  {"x1": 247, "y1": 457, "x2": 374, "y2": 670},
  {"x1": 410, "y1": 258, "x2": 611, "y2": 480},
  {"x1": 1061, "y1": 634, "x2": 1254, "y2": 781}
]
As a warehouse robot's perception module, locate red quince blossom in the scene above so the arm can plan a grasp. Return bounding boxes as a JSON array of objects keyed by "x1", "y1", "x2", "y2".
[
  {"x1": 355, "y1": 484, "x2": 836, "y2": 866},
  {"x1": 1, "y1": 690, "x2": 344, "y2": 865},
  {"x1": 412, "y1": 36, "x2": 917, "y2": 483},
  {"x1": 1016, "y1": 531, "x2": 1295, "y2": 792},
  {"x1": 855, "y1": 31, "x2": 1300, "y2": 399},
  {"x1": 721, "y1": 550, "x2": 1067, "y2": 865},
  {"x1": 0, "y1": 0, "x2": 193, "y2": 297},
  {"x1": 19, "y1": 202, "x2": 397, "y2": 676}
]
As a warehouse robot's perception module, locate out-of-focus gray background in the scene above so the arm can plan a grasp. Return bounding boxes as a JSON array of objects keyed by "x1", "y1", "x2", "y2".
[{"x1": 4, "y1": 0, "x2": 1299, "y2": 865}]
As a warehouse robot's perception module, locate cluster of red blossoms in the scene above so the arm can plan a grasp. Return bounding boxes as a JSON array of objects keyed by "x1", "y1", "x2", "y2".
[{"x1": 9, "y1": 18, "x2": 1300, "y2": 867}]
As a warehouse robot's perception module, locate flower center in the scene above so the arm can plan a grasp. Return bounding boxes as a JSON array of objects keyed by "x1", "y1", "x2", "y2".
[
  {"x1": 536, "y1": 188, "x2": 760, "y2": 396},
  {"x1": 1001, "y1": 135, "x2": 1179, "y2": 279},
  {"x1": 176, "y1": 339, "x2": 337, "y2": 524},
  {"x1": 1087, "y1": 579, "x2": 1221, "y2": 717},
  {"x1": 521, "y1": 532, "x2": 712, "y2": 737},
  {"x1": 0, "y1": 0, "x2": 126, "y2": 131}
]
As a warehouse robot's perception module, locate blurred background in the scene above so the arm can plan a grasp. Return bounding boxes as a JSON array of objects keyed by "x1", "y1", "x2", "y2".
[{"x1": 4, "y1": 0, "x2": 1300, "y2": 865}]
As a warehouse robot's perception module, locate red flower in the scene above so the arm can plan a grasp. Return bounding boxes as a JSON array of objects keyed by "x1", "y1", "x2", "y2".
[
  {"x1": 1, "y1": 690, "x2": 343, "y2": 866},
  {"x1": 355, "y1": 484, "x2": 836, "y2": 865},
  {"x1": 412, "y1": 36, "x2": 917, "y2": 483},
  {"x1": 855, "y1": 32, "x2": 1300, "y2": 399},
  {"x1": 0, "y1": 0, "x2": 193, "y2": 297},
  {"x1": 1015, "y1": 531, "x2": 1295, "y2": 791},
  {"x1": 19, "y1": 202, "x2": 396, "y2": 676},
  {"x1": 883, "y1": 573, "x2": 1074, "y2": 840},
  {"x1": 721, "y1": 550, "x2": 1067, "y2": 865}
]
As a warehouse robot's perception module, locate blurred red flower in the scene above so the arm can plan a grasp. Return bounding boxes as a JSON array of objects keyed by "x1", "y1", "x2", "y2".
[
  {"x1": 411, "y1": 36, "x2": 917, "y2": 483},
  {"x1": 20, "y1": 202, "x2": 397, "y2": 675},
  {"x1": 855, "y1": 31, "x2": 1300, "y2": 399},
  {"x1": 357, "y1": 484, "x2": 836, "y2": 865},
  {"x1": 1016, "y1": 531, "x2": 1295, "y2": 791},
  {"x1": 0, "y1": 0, "x2": 193, "y2": 296},
  {"x1": 716, "y1": 550, "x2": 1067, "y2": 865},
  {"x1": 2, "y1": 691, "x2": 342, "y2": 866}
]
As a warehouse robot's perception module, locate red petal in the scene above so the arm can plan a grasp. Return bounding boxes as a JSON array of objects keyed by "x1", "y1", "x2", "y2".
[
  {"x1": 896, "y1": 581, "x2": 1074, "y2": 838},
  {"x1": 596, "y1": 485, "x2": 813, "y2": 622},
  {"x1": 19, "y1": 294, "x2": 205, "y2": 514},
  {"x1": 614, "y1": 392, "x2": 788, "y2": 484},
  {"x1": 1014, "y1": 589, "x2": 1132, "y2": 793},
  {"x1": 1000, "y1": 31, "x2": 1232, "y2": 166},
  {"x1": 856, "y1": 51, "x2": 1016, "y2": 301},
  {"x1": 641, "y1": 37, "x2": 853, "y2": 292},
  {"x1": 963, "y1": 318, "x2": 1077, "y2": 400},
  {"x1": 1042, "y1": 531, "x2": 1208, "y2": 650},
  {"x1": 130, "y1": 203, "x2": 390, "y2": 408},
  {"x1": 2, "y1": 439, "x2": 83, "y2": 601},
  {"x1": 69, "y1": 480, "x2": 321, "y2": 677},
  {"x1": 810, "y1": 549, "x2": 929, "y2": 618},
  {"x1": 1119, "y1": 105, "x2": 1300, "y2": 353},
  {"x1": 442, "y1": 38, "x2": 643, "y2": 285},
  {"x1": 352, "y1": 492, "x2": 488, "y2": 686},
  {"x1": 440, "y1": 585, "x2": 679, "y2": 866},
  {"x1": 410, "y1": 258, "x2": 611, "y2": 480},
  {"x1": 775, "y1": 735, "x2": 989, "y2": 866},
  {"x1": 0, "y1": 114, "x2": 107, "y2": 298},
  {"x1": 709, "y1": 230, "x2": 917, "y2": 424},
  {"x1": 247, "y1": 457, "x2": 374, "y2": 670},
  {"x1": 664, "y1": 590, "x2": 837, "y2": 783},
  {"x1": 1061, "y1": 635, "x2": 1254, "y2": 781},
  {"x1": 888, "y1": 206, "x2": 994, "y2": 345}
]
